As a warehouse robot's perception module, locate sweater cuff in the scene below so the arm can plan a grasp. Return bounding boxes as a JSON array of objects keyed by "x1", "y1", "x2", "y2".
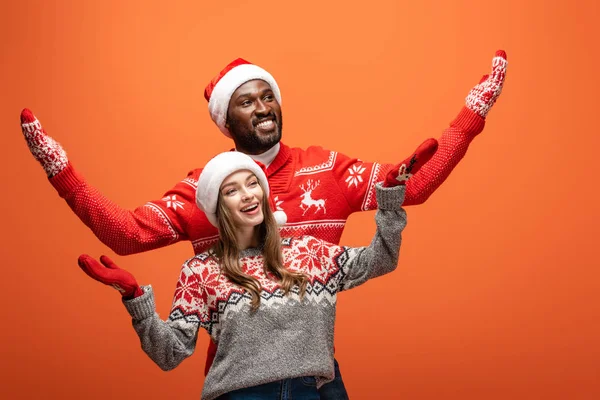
[
  {"x1": 450, "y1": 106, "x2": 486, "y2": 137},
  {"x1": 375, "y1": 183, "x2": 406, "y2": 210},
  {"x1": 49, "y1": 163, "x2": 86, "y2": 198},
  {"x1": 123, "y1": 285, "x2": 156, "y2": 320}
]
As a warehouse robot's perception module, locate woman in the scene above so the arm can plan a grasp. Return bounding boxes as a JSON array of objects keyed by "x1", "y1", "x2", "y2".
[{"x1": 78, "y1": 140, "x2": 437, "y2": 399}]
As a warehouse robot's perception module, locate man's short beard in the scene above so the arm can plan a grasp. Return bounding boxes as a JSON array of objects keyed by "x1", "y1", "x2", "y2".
[{"x1": 227, "y1": 116, "x2": 283, "y2": 154}]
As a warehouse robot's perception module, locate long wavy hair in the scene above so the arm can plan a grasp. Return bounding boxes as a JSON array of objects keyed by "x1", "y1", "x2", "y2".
[{"x1": 213, "y1": 181, "x2": 308, "y2": 311}]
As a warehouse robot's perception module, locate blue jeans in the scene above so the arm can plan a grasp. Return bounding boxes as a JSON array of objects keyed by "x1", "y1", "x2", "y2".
[
  {"x1": 219, "y1": 376, "x2": 319, "y2": 399},
  {"x1": 218, "y1": 359, "x2": 349, "y2": 399},
  {"x1": 318, "y1": 358, "x2": 349, "y2": 400}
]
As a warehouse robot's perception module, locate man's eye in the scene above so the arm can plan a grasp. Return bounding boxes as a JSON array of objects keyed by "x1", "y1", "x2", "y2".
[
  {"x1": 241, "y1": 100, "x2": 252, "y2": 107},
  {"x1": 264, "y1": 95, "x2": 273, "y2": 101}
]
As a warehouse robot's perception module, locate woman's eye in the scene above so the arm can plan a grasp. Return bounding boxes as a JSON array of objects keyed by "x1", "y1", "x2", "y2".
[
  {"x1": 249, "y1": 180, "x2": 258, "y2": 187},
  {"x1": 225, "y1": 189, "x2": 236, "y2": 196}
]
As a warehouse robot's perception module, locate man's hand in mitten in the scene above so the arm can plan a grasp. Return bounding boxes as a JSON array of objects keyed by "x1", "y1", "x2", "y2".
[
  {"x1": 77, "y1": 255, "x2": 143, "y2": 299},
  {"x1": 20, "y1": 108, "x2": 69, "y2": 178},
  {"x1": 384, "y1": 138, "x2": 439, "y2": 187},
  {"x1": 465, "y1": 50, "x2": 508, "y2": 118}
]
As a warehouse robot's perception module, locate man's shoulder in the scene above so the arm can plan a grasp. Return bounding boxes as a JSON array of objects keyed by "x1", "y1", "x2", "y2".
[
  {"x1": 173, "y1": 167, "x2": 204, "y2": 191},
  {"x1": 184, "y1": 167, "x2": 204, "y2": 179},
  {"x1": 285, "y1": 142, "x2": 336, "y2": 155},
  {"x1": 284, "y1": 143, "x2": 345, "y2": 164},
  {"x1": 283, "y1": 143, "x2": 363, "y2": 177}
]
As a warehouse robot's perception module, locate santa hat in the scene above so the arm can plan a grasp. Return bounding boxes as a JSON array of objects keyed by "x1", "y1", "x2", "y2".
[
  {"x1": 195, "y1": 151, "x2": 287, "y2": 227},
  {"x1": 204, "y1": 58, "x2": 282, "y2": 138}
]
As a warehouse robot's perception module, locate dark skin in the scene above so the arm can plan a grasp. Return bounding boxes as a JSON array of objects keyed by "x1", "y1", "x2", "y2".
[{"x1": 225, "y1": 79, "x2": 283, "y2": 155}]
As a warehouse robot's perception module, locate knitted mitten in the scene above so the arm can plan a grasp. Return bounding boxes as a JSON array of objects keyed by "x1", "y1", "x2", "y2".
[
  {"x1": 20, "y1": 108, "x2": 69, "y2": 178},
  {"x1": 77, "y1": 255, "x2": 143, "y2": 299},
  {"x1": 384, "y1": 138, "x2": 439, "y2": 187},
  {"x1": 465, "y1": 50, "x2": 508, "y2": 118}
]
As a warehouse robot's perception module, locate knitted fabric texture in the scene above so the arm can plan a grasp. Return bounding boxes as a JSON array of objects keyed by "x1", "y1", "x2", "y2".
[
  {"x1": 465, "y1": 50, "x2": 507, "y2": 117},
  {"x1": 124, "y1": 184, "x2": 407, "y2": 400},
  {"x1": 47, "y1": 107, "x2": 485, "y2": 373},
  {"x1": 20, "y1": 110, "x2": 68, "y2": 177},
  {"x1": 49, "y1": 107, "x2": 481, "y2": 257}
]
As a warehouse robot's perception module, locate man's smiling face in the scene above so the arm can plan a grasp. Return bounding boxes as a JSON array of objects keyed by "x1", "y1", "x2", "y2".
[{"x1": 225, "y1": 79, "x2": 283, "y2": 155}]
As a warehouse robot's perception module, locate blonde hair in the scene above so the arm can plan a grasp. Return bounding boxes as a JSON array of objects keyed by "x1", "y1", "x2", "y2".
[{"x1": 213, "y1": 182, "x2": 308, "y2": 311}]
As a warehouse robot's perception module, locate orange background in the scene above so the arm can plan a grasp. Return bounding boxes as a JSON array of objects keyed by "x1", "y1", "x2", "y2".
[{"x1": 1, "y1": 0, "x2": 599, "y2": 399}]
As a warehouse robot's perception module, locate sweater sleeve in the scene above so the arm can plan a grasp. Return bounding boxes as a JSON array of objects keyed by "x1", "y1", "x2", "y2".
[
  {"x1": 327, "y1": 149, "x2": 393, "y2": 213},
  {"x1": 49, "y1": 163, "x2": 199, "y2": 255},
  {"x1": 123, "y1": 263, "x2": 208, "y2": 371},
  {"x1": 330, "y1": 184, "x2": 407, "y2": 291},
  {"x1": 403, "y1": 107, "x2": 485, "y2": 206}
]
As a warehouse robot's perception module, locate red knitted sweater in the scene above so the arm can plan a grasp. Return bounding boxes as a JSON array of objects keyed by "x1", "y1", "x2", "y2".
[{"x1": 49, "y1": 107, "x2": 484, "y2": 256}]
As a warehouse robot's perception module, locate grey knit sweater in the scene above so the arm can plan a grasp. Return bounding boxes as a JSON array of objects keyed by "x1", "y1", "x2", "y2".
[{"x1": 123, "y1": 183, "x2": 406, "y2": 400}]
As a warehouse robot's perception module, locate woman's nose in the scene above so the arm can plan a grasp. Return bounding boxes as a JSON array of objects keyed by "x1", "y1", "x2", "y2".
[{"x1": 241, "y1": 189, "x2": 254, "y2": 201}]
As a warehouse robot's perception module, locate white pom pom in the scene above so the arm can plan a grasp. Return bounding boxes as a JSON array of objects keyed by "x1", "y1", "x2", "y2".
[{"x1": 273, "y1": 210, "x2": 287, "y2": 226}]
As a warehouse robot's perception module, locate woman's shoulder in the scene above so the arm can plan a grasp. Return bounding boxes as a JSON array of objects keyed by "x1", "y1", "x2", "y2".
[
  {"x1": 281, "y1": 235, "x2": 337, "y2": 250},
  {"x1": 182, "y1": 249, "x2": 219, "y2": 270}
]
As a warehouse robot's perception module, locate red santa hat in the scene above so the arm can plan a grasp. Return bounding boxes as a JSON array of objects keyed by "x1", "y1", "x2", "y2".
[
  {"x1": 204, "y1": 58, "x2": 282, "y2": 138},
  {"x1": 195, "y1": 151, "x2": 287, "y2": 227}
]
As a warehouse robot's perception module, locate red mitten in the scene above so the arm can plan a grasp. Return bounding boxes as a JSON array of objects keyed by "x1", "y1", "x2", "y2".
[
  {"x1": 384, "y1": 138, "x2": 439, "y2": 187},
  {"x1": 20, "y1": 108, "x2": 69, "y2": 178},
  {"x1": 465, "y1": 50, "x2": 508, "y2": 118},
  {"x1": 77, "y1": 255, "x2": 143, "y2": 299}
]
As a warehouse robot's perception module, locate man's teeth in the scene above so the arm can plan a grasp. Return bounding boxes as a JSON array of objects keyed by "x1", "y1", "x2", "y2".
[
  {"x1": 256, "y1": 120, "x2": 274, "y2": 129},
  {"x1": 241, "y1": 204, "x2": 258, "y2": 212}
]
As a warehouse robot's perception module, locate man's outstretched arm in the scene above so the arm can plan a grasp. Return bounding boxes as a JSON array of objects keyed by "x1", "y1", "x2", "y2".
[
  {"x1": 20, "y1": 109, "x2": 197, "y2": 255},
  {"x1": 403, "y1": 50, "x2": 507, "y2": 205}
]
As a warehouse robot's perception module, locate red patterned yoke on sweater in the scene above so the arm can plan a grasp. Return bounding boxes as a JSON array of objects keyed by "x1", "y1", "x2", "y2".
[
  {"x1": 123, "y1": 183, "x2": 406, "y2": 400},
  {"x1": 49, "y1": 106, "x2": 483, "y2": 256}
]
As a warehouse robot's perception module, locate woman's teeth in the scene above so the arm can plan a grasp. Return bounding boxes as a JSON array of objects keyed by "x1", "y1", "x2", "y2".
[{"x1": 242, "y1": 204, "x2": 258, "y2": 212}]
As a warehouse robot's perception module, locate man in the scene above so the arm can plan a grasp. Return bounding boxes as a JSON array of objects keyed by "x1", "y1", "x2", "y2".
[{"x1": 19, "y1": 51, "x2": 507, "y2": 398}]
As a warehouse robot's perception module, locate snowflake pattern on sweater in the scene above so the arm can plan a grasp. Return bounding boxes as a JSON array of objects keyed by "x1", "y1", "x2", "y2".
[
  {"x1": 124, "y1": 184, "x2": 407, "y2": 400},
  {"x1": 171, "y1": 235, "x2": 349, "y2": 339},
  {"x1": 49, "y1": 106, "x2": 484, "y2": 258}
]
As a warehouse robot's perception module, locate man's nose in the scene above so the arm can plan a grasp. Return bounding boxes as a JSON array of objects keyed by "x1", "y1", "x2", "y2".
[{"x1": 254, "y1": 99, "x2": 270, "y2": 115}]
